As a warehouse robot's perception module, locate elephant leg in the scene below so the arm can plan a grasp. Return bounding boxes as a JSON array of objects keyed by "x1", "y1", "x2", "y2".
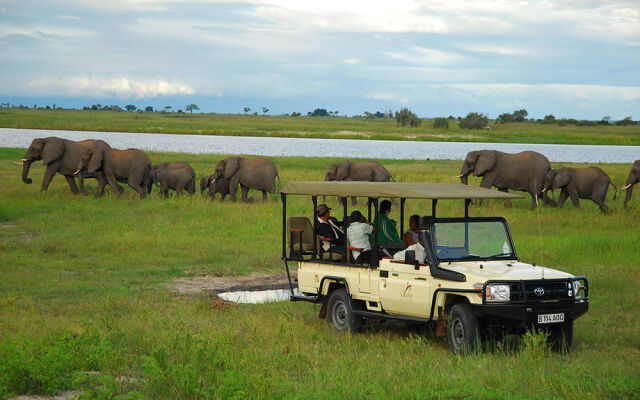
[
  {"x1": 568, "y1": 190, "x2": 580, "y2": 208},
  {"x1": 262, "y1": 190, "x2": 268, "y2": 202},
  {"x1": 624, "y1": 185, "x2": 634, "y2": 208},
  {"x1": 95, "y1": 175, "x2": 107, "y2": 197},
  {"x1": 241, "y1": 185, "x2": 250, "y2": 202},
  {"x1": 228, "y1": 176, "x2": 240, "y2": 202},
  {"x1": 498, "y1": 188, "x2": 512, "y2": 208},
  {"x1": 541, "y1": 190, "x2": 557, "y2": 207},
  {"x1": 77, "y1": 174, "x2": 88, "y2": 196},
  {"x1": 40, "y1": 164, "x2": 59, "y2": 192},
  {"x1": 128, "y1": 180, "x2": 147, "y2": 199},
  {"x1": 592, "y1": 187, "x2": 610, "y2": 213},
  {"x1": 64, "y1": 175, "x2": 80, "y2": 195},
  {"x1": 557, "y1": 190, "x2": 569, "y2": 208}
]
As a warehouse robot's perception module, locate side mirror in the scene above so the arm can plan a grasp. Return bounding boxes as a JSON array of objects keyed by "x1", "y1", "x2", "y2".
[{"x1": 405, "y1": 250, "x2": 418, "y2": 270}]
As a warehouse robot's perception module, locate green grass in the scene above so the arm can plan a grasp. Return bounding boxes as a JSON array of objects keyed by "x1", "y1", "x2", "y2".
[
  {"x1": 1, "y1": 148, "x2": 639, "y2": 399},
  {"x1": 2, "y1": 109, "x2": 640, "y2": 145}
]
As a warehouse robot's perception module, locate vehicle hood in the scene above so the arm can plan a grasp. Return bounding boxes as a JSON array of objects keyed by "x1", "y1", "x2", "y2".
[{"x1": 442, "y1": 260, "x2": 574, "y2": 283}]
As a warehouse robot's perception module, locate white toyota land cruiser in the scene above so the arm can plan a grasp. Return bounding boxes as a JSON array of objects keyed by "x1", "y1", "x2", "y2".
[{"x1": 280, "y1": 182, "x2": 589, "y2": 354}]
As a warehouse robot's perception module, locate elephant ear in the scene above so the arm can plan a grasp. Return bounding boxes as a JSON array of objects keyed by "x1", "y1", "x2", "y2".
[
  {"x1": 88, "y1": 148, "x2": 104, "y2": 173},
  {"x1": 335, "y1": 161, "x2": 351, "y2": 181},
  {"x1": 42, "y1": 138, "x2": 65, "y2": 165},
  {"x1": 474, "y1": 151, "x2": 497, "y2": 176},
  {"x1": 554, "y1": 169, "x2": 572, "y2": 188},
  {"x1": 223, "y1": 158, "x2": 240, "y2": 179}
]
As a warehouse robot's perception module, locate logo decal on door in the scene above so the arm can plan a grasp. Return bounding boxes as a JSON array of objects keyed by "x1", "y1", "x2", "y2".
[{"x1": 401, "y1": 282, "x2": 413, "y2": 298}]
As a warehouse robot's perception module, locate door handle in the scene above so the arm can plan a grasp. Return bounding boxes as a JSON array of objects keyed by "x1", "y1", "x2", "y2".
[
  {"x1": 415, "y1": 277, "x2": 427, "y2": 281},
  {"x1": 391, "y1": 273, "x2": 399, "y2": 276}
]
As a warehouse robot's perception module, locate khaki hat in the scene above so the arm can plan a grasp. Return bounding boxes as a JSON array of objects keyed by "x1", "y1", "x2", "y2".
[{"x1": 316, "y1": 204, "x2": 331, "y2": 215}]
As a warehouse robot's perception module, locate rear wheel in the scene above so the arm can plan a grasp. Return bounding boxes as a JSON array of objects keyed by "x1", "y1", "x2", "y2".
[
  {"x1": 546, "y1": 321, "x2": 573, "y2": 352},
  {"x1": 447, "y1": 303, "x2": 480, "y2": 354},
  {"x1": 327, "y1": 288, "x2": 361, "y2": 332}
]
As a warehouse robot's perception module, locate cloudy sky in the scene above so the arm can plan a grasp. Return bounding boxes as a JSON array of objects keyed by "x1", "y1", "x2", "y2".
[{"x1": 1, "y1": 0, "x2": 639, "y2": 119}]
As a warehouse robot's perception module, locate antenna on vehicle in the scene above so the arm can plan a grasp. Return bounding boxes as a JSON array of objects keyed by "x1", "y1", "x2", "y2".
[{"x1": 534, "y1": 181, "x2": 545, "y2": 269}]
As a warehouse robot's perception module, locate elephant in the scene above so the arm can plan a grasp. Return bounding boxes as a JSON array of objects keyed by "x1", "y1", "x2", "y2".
[
  {"x1": 622, "y1": 160, "x2": 639, "y2": 208},
  {"x1": 324, "y1": 160, "x2": 394, "y2": 205},
  {"x1": 76, "y1": 145, "x2": 152, "y2": 198},
  {"x1": 200, "y1": 175, "x2": 230, "y2": 201},
  {"x1": 459, "y1": 150, "x2": 556, "y2": 209},
  {"x1": 543, "y1": 167, "x2": 617, "y2": 213},
  {"x1": 210, "y1": 157, "x2": 279, "y2": 202},
  {"x1": 152, "y1": 162, "x2": 196, "y2": 197},
  {"x1": 19, "y1": 136, "x2": 114, "y2": 195}
]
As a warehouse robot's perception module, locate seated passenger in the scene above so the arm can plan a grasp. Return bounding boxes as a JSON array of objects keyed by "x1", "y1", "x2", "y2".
[
  {"x1": 371, "y1": 200, "x2": 404, "y2": 255},
  {"x1": 315, "y1": 204, "x2": 346, "y2": 256},
  {"x1": 405, "y1": 214, "x2": 424, "y2": 247},
  {"x1": 346, "y1": 210, "x2": 374, "y2": 264}
]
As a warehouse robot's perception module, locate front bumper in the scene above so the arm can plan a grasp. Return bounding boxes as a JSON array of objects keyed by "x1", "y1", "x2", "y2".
[{"x1": 471, "y1": 298, "x2": 589, "y2": 325}]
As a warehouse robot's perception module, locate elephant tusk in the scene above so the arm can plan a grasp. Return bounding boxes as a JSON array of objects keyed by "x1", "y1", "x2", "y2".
[
  {"x1": 457, "y1": 174, "x2": 465, "y2": 178},
  {"x1": 622, "y1": 184, "x2": 632, "y2": 190},
  {"x1": 14, "y1": 161, "x2": 24, "y2": 165},
  {"x1": 211, "y1": 178, "x2": 216, "y2": 184},
  {"x1": 22, "y1": 158, "x2": 28, "y2": 162},
  {"x1": 74, "y1": 169, "x2": 81, "y2": 175},
  {"x1": 541, "y1": 187, "x2": 547, "y2": 193}
]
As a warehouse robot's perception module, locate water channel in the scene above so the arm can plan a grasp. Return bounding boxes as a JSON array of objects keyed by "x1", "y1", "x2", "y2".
[{"x1": 1, "y1": 128, "x2": 637, "y2": 163}]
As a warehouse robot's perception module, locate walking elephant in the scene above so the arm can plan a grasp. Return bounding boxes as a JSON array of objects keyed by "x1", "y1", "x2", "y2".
[
  {"x1": 543, "y1": 167, "x2": 617, "y2": 213},
  {"x1": 622, "y1": 160, "x2": 640, "y2": 208},
  {"x1": 76, "y1": 145, "x2": 152, "y2": 198},
  {"x1": 210, "y1": 157, "x2": 279, "y2": 202},
  {"x1": 324, "y1": 160, "x2": 394, "y2": 205},
  {"x1": 19, "y1": 136, "x2": 114, "y2": 195},
  {"x1": 152, "y1": 162, "x2": 196, "y2": 197},
  {"x1": 459, "y1": 150, "x2": 555, "y2": 209}
]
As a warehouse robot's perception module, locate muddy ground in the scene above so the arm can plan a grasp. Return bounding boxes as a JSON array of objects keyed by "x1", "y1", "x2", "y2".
[{"x1": 168, "y1": 271, "x2": 298, "y2": 296}]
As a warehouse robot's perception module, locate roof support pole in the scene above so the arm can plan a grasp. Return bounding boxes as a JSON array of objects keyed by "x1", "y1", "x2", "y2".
[
  {"x1": 312, "y1": 195, "x2": 318, "y2": 261},
  {"x1": 432, "y1": 199, "x2": 438, "y2": 218},
  {"x1": 400, "y1": 197, "x2": 406, "y2": 241},
  {"x1": 342, "y1": 196, "x2": 348, "y2": 257},
  {"x1": 281, "y1": 193, "x2": 287, "y2": 260},
  {"x1": 373, "y1": 198, "x2": 379, "y2": 268},
  {"x1": 367, "y1": 197, "x2": 372, "y2": 221},
  {"x1": 465, "y1": 199, "x2": 471, "y2": 218}
]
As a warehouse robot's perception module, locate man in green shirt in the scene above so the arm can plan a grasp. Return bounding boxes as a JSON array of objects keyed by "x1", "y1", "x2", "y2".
[{"x1": 372, "y1": 200, "x2": 404, "y2": 256}]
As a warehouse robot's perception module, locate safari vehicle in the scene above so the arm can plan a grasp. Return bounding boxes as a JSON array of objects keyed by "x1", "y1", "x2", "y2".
[{"x1": 280, "y1": 182, "x2": 589, "y2": 353}]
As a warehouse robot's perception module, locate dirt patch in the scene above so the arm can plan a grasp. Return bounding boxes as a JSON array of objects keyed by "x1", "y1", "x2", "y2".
[
  {"x1": 10, "y1": 391, "x2": 81, "y2": 400},
  {"x1": 168, "y1": 271, "x2": 297, "y2": 296}
]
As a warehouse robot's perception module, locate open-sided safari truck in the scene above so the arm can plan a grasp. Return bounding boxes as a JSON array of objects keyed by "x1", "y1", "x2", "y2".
[{"x1": 280, "y1": 182, "x2": 589, "y2": 354}]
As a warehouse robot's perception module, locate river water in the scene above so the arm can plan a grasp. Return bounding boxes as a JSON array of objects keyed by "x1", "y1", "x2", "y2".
[{"x1": 1, "y1": 128, "x2": 637, "y2": 163}]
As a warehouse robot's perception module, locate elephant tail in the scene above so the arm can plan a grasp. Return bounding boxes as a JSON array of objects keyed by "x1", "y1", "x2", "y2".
[{"x1": 610, "y1": 181, "x2": 617, "y2": 200}]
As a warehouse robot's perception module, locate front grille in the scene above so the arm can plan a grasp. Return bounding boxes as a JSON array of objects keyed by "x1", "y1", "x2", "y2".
[{"x1": 509, "y1": 281, "x2": 571, "y2": 302}]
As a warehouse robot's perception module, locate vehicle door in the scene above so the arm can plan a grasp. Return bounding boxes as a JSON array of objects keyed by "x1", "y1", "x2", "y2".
[{"x1": 379, "y1": 261, "x2": 432, "y2": 318}]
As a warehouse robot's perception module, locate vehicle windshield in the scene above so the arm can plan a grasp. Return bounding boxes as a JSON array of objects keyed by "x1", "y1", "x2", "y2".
[{"x1": 430, "y1": 220, "x2": 516, "y2": 262}]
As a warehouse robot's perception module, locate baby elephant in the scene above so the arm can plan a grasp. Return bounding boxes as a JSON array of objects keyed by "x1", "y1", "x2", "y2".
[
  {"x1": 543, "y1": 167, "x2": 617, "y2": 213},
  {"x1": 152, "y1": 162, "x2": 196, "y2": 197},
  {"x1": 200, "y1": 175, "x2": 230, "y2": 201}
]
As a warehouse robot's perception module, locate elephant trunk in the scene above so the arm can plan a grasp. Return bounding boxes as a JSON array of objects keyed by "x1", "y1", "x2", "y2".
[
  {"x1": 459, "y1": 173, "x2": 469, "y2": 185},
  {"x1": 22, "y1": 159, "x2": 33, "y2": 184}
]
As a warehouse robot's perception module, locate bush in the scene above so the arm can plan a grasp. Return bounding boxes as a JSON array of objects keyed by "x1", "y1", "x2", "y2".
[
  {"x1": 395, "y1": 108, "x2": 421, "y2": 127},
  {"x1": 310, "y1": 108, "x2": 329, "y2": 117},
  {"x1": 615, "y1": 117, "x2": 638, "y2": 126},
  {"x1": 432, "y1": 117, "x2": 449, "y2": 129},
  {"x1": 458, "y1": 112, "x2": 489, "y2": 129}
]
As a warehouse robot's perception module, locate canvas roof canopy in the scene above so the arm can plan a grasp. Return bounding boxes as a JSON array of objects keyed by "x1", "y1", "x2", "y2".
[{"x1": 281, "y1": 181, "x2": 525, "y2": 200}]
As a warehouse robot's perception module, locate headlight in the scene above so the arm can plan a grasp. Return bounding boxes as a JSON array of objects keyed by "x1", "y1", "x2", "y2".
[
  {"x1": 571, "y1": 280, "x2": 582, "y2": 298},
  {"x1": 474, "y1": 283, "x2": 510, "y2": 301}
]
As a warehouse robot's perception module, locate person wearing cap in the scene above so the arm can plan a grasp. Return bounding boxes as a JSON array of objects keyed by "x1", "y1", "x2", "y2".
[
  {"x1": 315, "y1": 204, "x2": 346, "y2": 256},
  {"x1": 346, "y1": 210, "x2": 374, "y2": 264}
]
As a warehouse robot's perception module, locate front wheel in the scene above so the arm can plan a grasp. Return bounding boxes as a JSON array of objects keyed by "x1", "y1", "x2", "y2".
[
  {"x1": 447, "y1": 303, "x2": 480, "y2": 354},
  {"x1": 546, "y1": 321, "x2": 573, "y2": 352},
  {"x1": 327, "y1": 288, "x2": 361, "y2": 333}
]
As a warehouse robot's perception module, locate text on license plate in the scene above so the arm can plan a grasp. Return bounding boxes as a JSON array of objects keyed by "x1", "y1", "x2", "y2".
[{"x1": 538, "y1": 313, "x2": 564, "y2": 324}]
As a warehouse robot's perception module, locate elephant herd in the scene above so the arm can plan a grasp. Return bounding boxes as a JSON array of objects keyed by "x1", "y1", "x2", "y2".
[
  {"x1": 16, "y1": 137, "x2": 640, "y2": 211},
  {"x1": 18, "y1": 136, "x2": 280, "y2": 201}
]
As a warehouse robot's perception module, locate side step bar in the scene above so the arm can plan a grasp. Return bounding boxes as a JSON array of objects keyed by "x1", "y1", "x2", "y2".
[
  {"x1": 290, "y1": 294, "x2": 322, "y2": 303},
  {"x1": 353, "y1": 310, "x2": 432, "y2": 324}
]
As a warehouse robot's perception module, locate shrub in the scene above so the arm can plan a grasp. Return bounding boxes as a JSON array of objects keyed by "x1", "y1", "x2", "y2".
[
  {"x1": 395, "y1": 108, "x2": 421, "y2": 127},
  {"x1": 432, "y1": 117, "x2": 449, "y2": 129},
  {"x1": 458, "y1": 112, "x2": 489, "y2": 129},
  {"x1": 615, "y1": 116, "x2": 638, "y2": 126}
]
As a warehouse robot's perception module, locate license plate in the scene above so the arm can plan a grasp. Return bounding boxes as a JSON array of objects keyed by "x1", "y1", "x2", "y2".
[{"x1": 538, "y1": 313, "x2": 564, "y2": 324}]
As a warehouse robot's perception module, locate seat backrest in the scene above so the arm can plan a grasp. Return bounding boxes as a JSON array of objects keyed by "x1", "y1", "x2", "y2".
[{"x1": 287, "y1": 217, "x2": 314, "y2": 246}]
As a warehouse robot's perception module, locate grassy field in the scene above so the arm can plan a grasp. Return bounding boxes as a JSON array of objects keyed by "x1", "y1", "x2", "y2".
[
  {"x1": 1, "y1": 109, "x2": 640, "y2": 146},
  {"x1": 1, "y1": 147, "x2": 639, "y2": 399}
]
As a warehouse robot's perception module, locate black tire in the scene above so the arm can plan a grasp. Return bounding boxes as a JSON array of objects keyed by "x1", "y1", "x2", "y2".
[
  {"x1": 327, "y1": 288, "x2": 362, "y2": 333},
  {"x1": 546, "y1": 321, "x2": 573, "y2": 352},
  {"x1": 447, "y1": 303, "x2": 480, "y2": 354}
]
